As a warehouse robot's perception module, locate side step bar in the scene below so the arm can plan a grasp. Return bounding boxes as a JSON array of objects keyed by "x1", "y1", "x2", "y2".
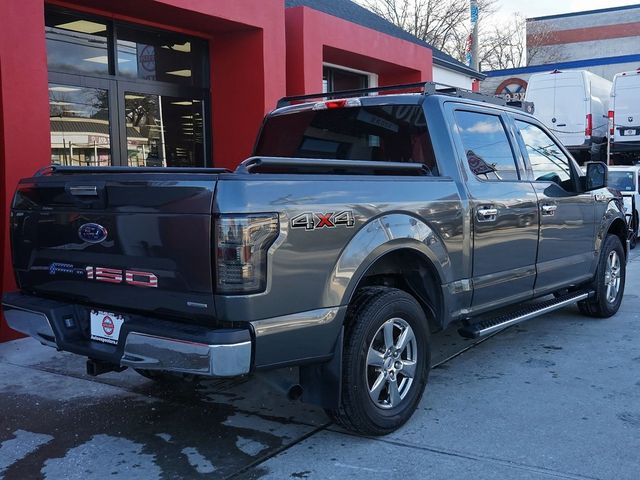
[{"x1": 458, "y1": 291, "x2": 593, "y2": 339}]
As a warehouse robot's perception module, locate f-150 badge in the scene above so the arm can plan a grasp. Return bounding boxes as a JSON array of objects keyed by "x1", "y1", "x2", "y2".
[
  {"x1": 291, "y1": 211, "x2": 355, "y2": 231},
  {"x1": 48, "y1": 262, "x2": 158, "y2": 288}
]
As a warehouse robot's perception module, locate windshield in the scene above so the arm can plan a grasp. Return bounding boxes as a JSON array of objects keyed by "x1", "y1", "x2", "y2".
[
  {"x1": 609, "y1": 171, "x2": 636, "y2": 192},
  {"x1": 255, "y1": 105, "x2": 438, "y2": 174}
]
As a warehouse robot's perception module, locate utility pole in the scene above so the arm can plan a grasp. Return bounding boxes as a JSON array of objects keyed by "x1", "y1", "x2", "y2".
[{"x1": 467, "y1": 0, "x2": 480, "y2": 70}]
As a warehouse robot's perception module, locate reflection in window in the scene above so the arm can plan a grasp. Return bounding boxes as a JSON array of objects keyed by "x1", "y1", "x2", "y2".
[
  {"x1": 125, "y1": 93, "x2": 204, "y2": 167},
  {"x1": 516, "y1": 121, "x2": 571, "y2": 184},
  {"x1": 609, "y1": 171, "x2": 636, "y2": 192},
  {"x1": 116, "y1": 26, "x2": 205, "y2": 86},
  {"x1": 455, "y1": 111, "x2": 519, "y2": 181},
  {"x1": 46, "y1": 11, "x2": 109, "y2": 75},
  {"x1": 49, "y1": 84, "x2": 111, "y2": 166}
]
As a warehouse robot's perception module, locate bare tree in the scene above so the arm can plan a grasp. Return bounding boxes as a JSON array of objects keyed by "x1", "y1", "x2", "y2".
[
  {"x1": 356, "y1": 1, "x2": 563, "y2": 71},
  {"x1": 356, "y1": 0, "x2": 498, "y2": 62},
  {"x1": 478, "y1": 14, "x2": 526, "y2": 71},
  {"x1": 479, "y1": 14, "x2": 565, "y2": 70},
  {"x1": 525, "y1": 18, "x2": 565, "y2": 67}
]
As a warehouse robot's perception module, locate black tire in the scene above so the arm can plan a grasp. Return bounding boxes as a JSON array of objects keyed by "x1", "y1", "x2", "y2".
[
  {"x1": 578, "y1": 235, "x2": 626, "y2": 318},
  {"x1": 326, "y1": 287, "x2": 431, "y2": 436}
]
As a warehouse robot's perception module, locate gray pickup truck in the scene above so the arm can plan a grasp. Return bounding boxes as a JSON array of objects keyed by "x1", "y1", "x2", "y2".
[{"x1": 2, "y1": 83, "x2": 627, "y2": 436}]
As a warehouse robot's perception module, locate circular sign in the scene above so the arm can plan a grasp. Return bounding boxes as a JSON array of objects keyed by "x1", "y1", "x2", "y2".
[
  {"x1": 495, "y1": 77, "x2": 528, "y2": 102},
  {"x1": 140, "y1": 45, "x2": 156, "y2": 72},
  {"x1": 102, "y1": 316, "x2": 114, "y2": 336}
]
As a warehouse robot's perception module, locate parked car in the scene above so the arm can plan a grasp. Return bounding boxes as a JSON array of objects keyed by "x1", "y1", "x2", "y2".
[
  {"x1": 2, "y1": 82, "x2": 627, "y2": 436},
  {"x1": 608, "y1": 165, "x2": 640, "y2": 248},
  {"x1": 609, "y1": 69, "x2": 640, "y2": 164},
  {"x1": 525, "y1": 69, "x2": 611, "y2": 163}
]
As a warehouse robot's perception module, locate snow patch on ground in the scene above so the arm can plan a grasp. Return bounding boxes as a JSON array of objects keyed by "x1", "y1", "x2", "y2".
[{"x1": 0, "y1": 430, "x2": 54, "y2": 474}]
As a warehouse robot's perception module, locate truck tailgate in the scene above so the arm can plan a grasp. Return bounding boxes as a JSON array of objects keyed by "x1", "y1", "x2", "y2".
[{"x1": 10, "y1": 172, "x2": 219, "y2": 322}]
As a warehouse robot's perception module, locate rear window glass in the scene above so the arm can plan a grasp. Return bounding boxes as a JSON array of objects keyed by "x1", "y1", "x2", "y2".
[{"x1": 254, "y1": 105, "x2": 438, "y2": 175}]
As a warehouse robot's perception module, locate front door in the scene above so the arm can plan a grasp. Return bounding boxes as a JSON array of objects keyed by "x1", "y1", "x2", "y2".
[
  {"x1": 514, "y1": 119, "x2": 596, "y2": 292},
  {"x1": 452, "y1": 108, "x2": 539, "y2": 312}
]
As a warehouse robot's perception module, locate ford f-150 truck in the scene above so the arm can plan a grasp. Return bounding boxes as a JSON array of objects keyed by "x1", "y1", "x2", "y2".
[{"x1": 2, "y1": 82, "x2": 628, "y2": 436}]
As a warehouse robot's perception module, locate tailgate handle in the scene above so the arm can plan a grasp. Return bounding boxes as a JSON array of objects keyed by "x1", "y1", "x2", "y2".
[{"x1": 68, "y1": 185, "x2": 98, "y2": 196}]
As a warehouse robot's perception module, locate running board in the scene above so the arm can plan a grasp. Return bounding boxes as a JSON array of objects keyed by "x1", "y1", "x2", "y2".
[{"x1": 458, "y1": 291, "x2": 593, "y2": 339}]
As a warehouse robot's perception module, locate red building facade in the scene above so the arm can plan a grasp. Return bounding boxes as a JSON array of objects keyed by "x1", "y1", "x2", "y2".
[{"x1": 0, "y1": 0, "x2": 445, "y2": 341}]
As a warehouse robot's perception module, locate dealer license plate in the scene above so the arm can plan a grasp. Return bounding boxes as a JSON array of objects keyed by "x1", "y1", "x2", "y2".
[
  {"x1": 622, "y1": 129, "x2": 637, "y2": 136},
  {"x1": 90, "y1": 310, "x2": 125, "y2": 345}
]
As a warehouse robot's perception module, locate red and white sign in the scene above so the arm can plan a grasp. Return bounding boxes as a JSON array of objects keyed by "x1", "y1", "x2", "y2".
[{"x1": 90, "y1": 310, "x2": 125, "y2": 345}]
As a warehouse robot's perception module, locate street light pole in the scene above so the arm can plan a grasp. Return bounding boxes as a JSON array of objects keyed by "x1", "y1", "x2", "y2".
[{"x1": 470, "y1": 0, "x2": 479, "y2": 71}]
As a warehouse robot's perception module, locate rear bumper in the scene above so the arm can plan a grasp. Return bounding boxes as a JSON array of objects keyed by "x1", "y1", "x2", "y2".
[
  {"x1": 611, "y1": 141, "x2": 640, "y2": 154},
  {"x1": 1, "y1": 292, "x2": 251, "y2": 377}
]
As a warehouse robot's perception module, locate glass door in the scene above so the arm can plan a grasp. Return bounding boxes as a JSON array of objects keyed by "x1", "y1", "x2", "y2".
[
  {"x1": 117, "y1": 82, "x2": 207, "y2": 167},
  {"x1": 48, "y1": 73, "x2": 118, "y2": 166}
]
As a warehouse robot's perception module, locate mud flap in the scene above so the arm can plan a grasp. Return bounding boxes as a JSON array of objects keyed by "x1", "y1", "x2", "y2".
[{"x1": 299, "y1": 327, "x2": 343, "y2": 409}]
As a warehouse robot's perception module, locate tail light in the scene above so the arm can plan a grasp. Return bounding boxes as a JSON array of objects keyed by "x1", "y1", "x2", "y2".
[
  {"x1": 609, "y1": 110, "x2": 615, "y2": 136},
  {"x1": 585, "y1": 113, "x2": 593, "y2": 137},
  {"x1": 313, "y1": 98, "x2": 361, "y2": 110},
  {"x1": 215, "y1": 214, "x2": 279, "y2": 294}
]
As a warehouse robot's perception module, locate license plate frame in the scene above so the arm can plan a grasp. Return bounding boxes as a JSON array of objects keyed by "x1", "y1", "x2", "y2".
[
  {"x1": 623, "y1": 129, "x2": 637, "y2": 136},
  {"x1": 90, "y1": 310, "x2": 125, "y2": 345}
]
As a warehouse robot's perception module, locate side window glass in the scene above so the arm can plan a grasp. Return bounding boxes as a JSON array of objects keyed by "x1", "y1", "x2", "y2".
[
  {"x1": 454, "y1": 111, "x2": 519, "y2": 181},
  {"x1": 516, "y1": 120, "x2": 571, "y2": 184}
]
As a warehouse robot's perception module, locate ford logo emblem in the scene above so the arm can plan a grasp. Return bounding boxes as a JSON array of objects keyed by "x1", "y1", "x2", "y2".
[{"x1": 78, "y1": 223, "x2": 108, "y2": 244}]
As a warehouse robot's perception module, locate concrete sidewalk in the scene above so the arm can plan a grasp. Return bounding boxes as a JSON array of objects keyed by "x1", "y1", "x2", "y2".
[{"x1": 1, "y1": 252, "x2": 639, "y2": 479}]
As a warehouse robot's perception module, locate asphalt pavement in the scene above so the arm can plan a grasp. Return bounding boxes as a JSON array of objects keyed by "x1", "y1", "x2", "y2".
[{"x1": 1, "y1": 251, "x2": 639, "y2": 479}]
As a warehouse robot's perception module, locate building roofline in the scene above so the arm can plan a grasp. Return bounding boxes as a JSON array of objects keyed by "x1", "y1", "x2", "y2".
[
  {"x1": 483, "y1": 53, "x2": 640, "y2": 77},
  {"x1": 528, "y1": 3, "x2": 640, "y2": 22},
  {"x1": 284, "y1": 0, "x2": 484, "y2": 79},
  {"x1": 434, "y1": 57, "x2": 486, "y2": 79}
]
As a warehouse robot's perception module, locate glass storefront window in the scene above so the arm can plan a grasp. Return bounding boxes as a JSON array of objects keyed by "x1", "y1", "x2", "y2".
[
  {"x1": 45, "y1": 8, "x2": 210, "y2": 168},
  {"x1": 125, "y1": 93, "x2": 204, "y2": 167},
  {"x1": 323, "y1": 66, "x2": 369, "y2": 93},
  {"x1": 49, "y1": 83, "x2": 111, "y2": 166},
  {"x1": 116, "y1": 26, "x2": 205, "y2": 86},
  {"x1": 46, "y1": 11, "x2": 110, "y2": 75}
]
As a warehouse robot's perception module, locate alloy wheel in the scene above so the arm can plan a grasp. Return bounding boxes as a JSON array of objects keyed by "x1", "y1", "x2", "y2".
[{"x1": 365, "y1": 317, "x2": 418, "y2": 409}]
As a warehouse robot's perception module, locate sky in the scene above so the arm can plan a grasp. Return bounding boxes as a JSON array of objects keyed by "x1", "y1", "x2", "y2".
[{"x1": 493, "y1": 0, "x2": 640, "y2": 22}]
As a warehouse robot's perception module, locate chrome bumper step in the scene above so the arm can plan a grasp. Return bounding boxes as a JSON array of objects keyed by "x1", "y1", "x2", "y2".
[{"x1": 458, "y1": 290, "x2": 593, "y2": 339}]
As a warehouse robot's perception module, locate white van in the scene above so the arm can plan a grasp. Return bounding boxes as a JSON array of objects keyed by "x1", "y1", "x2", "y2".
[
  {"x1": 610, "y1": 70, "x2": 640, "y2": 163},
  {"x1": 524, "y1": 70, "x2": 611, "y2": 163}
]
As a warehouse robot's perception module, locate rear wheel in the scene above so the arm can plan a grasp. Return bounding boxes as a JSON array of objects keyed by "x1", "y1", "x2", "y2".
[
  {"x1": 578, "y1": 235, "x2": 626, "y2": 317},
  {"x1": 326, "y1": 287, "x2": 431, "y2": 436}
]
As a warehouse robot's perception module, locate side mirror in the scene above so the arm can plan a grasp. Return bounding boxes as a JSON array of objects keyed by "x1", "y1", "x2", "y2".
[{"x1": 585, "y1": 161, "x2": 608, "y2": 191}]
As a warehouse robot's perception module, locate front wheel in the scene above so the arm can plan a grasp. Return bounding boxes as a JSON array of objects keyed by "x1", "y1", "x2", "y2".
[
  {"x1": 578, "y1": 235, "x2": 626, "y2": 317},
  {"x1": 326, "y1": 287, "x2": 431, "y2": 436}
]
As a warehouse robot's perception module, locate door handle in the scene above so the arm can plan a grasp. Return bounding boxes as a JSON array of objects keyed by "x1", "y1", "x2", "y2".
[
  {"x1": 68, "y1": 185, "x2": 98, "y2": 196},
  {"x1": 477, "y1": 207, "x2": 498, "y2": 222},
  {"x1": 541, "y1": 205, "x2": 557, "y2": 216}
]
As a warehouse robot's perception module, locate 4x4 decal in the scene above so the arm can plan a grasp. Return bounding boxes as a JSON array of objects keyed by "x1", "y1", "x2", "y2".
[{"x1": 291, "y1": 211, "x2": 355, "y2": 231}]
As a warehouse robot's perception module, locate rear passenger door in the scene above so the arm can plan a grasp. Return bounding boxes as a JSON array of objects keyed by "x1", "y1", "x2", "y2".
[
  {"x1": 451, "y1": 107, "x2": 539, "y2": 312},
  {"x1": 513, "y1": 118, "x2": 596, "y2": 293}
]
